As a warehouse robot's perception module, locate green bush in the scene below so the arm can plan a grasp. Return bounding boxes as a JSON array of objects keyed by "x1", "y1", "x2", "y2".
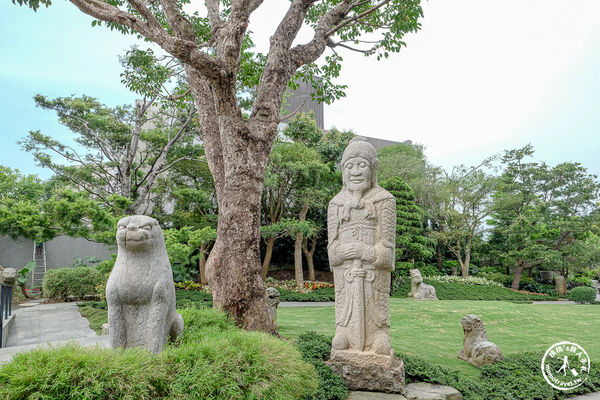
[
  {"x1": 568, "y1": 286, "x2": 597, "y2": 304},
  {"x1": 296, "y1": 332, "x2": 347, "y2": 400},
  {"x1": 175, "y1": 289, "x2": 213, "y2": 309},
  {"x1": 403, "y1": 352, "x2": 600, "y2": 400},
  {"x1": 392, "y1": 279, "x2": 558, "y2": 301},
  {"x1": 0, "y1": 309, "x2": 318, "y2": 400},
  {"x1": 96, "y1": 254, "x2": 116, "y2": 275},
  {"x1": 278, "y1": 287, "x2": 335, "y2": 302},
  {"x1": 42, "y1": 266, "x2": 105, "y2": 300}
]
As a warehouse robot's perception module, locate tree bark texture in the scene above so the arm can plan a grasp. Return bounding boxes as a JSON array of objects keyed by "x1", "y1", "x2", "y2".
[
  {"x1": 261, "y1": 237, "x2": 275, "y2": 278},
  {"x1": 511, "y1": 260, "x2": 525, "y2": 290},
  {"x1": 294, "y1": 201, "x2": 309, "y2": 288},
  {"x1": 302, "y1": 237, "x2": 317, "y2": 281}
]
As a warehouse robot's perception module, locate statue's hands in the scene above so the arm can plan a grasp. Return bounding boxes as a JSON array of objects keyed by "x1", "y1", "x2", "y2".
[
  {"x1": 338, "y1": 243, "x2": 363, "y2": 260},
  {"x1": 351, "y1": 268, "x2": 366, "y2": 278}
]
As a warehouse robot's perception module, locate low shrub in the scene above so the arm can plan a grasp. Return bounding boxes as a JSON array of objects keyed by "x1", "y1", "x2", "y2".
[
  {"x1": 568, "y1": 286, "x2": 597, "y2": 304},
  {"x1": 296, "y1": 332, "x2": 347, "y2": 400},
  {"x1": 424, "y1": 275, "x2": 504, "y2": 287},
  {"x1": 392, "y1": 279, "x2": 558, "y2": 301},
  {"x1": 175, "y1": 289, "x2": 213, "y2": 309},
  {"x1": 278, "y1": 287, "x2": 335, "y2": 302},
  {"x1": 42, "y1": 266, "x2": 105, "y2": 300},
  {"x1": 95, "y1": 254, "x2": 117, "y2": 275},
  {"x1": 403, "y1": 352, "x2": 600, "y2": 399},
  {"x1": 568, "y1": 276, "x2": 593, "y2": 288},
  {"x1": 0, "y1": 309, "x2": 319, "y2": 400}
]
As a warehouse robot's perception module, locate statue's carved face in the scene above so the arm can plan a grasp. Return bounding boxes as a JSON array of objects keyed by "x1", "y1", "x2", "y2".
[
  {"x1": 410, "y1": 269, "x2": 423, "y2": 283},
  {"x1": 343, "y1": 156, "x2": 372, "y2": 192},
  {"x1": 116, "y1": 215, "x2": 160, "y2": 251}
]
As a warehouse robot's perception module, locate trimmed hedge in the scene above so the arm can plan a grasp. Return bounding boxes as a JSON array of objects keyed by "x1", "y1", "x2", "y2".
[
  {"x1": 403, "y1": 352, "x2": 600, "y2": 400},
  {"x1": 173, "y1": 288, "x2": 335, "y2": 309},
  {"x1": 0, "y1": 309, "x2": 318, "y2": 400},
  {"x1": 393, "y1": 279, "x2": 558, "y2": 301},
  {"x1": 42, "y1": 266, "x2": 105, "y2": 300},
  {"x1": 569, "y1": 286, "x2": 597, "y2": 304}
]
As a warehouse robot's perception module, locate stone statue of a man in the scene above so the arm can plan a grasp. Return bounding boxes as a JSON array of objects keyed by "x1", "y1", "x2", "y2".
[
  {"x1": 326, "y1": 137, "x2": 403, "y2": 393},
  {"x1": 328, "y1": 136, "x2": 396, "y2": 355}
]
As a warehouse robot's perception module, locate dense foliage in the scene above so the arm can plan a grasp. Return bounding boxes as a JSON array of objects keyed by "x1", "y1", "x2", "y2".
[
  {"x1": 568, "y1": 286, "x2": 597, "y2": 304},
  {"x1": 0, "y1": 309, "x2": 318, "y2": 400},
  {"x1": 392, "y1": 279, "x2": 558, "y2": 301},
  {"x1": 404, "y1": 352, "x2": 600, "y2": 400},
  {"x1": 42, "y1": 266, "x2": 105, "y2": 300},
  {"x1": 296, "y1": 332, "x2": 347, "y2": 400}
]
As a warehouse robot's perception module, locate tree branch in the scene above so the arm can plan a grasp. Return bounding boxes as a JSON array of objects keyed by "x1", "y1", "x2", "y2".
[{"x1": 69, "y1": 0, "x2": 226, "y2": 81}]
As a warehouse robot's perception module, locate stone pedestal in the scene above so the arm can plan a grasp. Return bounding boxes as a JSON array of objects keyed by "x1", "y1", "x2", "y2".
[
  {"x1": 555, "y1": 276, "x2": 567, "y2": 296},
  {"x1": 327, "y1": 350, "x2": 405, "y2": 393}
]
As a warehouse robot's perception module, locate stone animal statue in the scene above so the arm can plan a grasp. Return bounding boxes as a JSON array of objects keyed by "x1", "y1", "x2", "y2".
[
  {"x1": 1, "y1": 268, "x2": 18, "y2": 285},
  {"x1": 408, "y1": 269, "x2": 438, "y2": 300},
  {"x1": 266, "y1": 287, "x2": 280, "y2": 327},
  {"x1": 106, "y1": 215, "x2": 183, "y2": 353},
  {"x1": 457, "y1": 314, "x2": 503, "y2": 367}
]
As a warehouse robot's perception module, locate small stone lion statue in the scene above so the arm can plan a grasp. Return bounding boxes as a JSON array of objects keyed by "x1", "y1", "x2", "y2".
[
  {"x1": 266, "y1": 287, "x2": 280, "y2": 327},
  {"x1": 408, "y1": 269, "x2": 438, "y2": 300},
  {"x1": 457, "y1": 314, "x2": 503, "y2": 367},
  {"x1": 106, "y1": 215, "x2": 184, "y2": 354},
  {"x1": 1, "y1": 267, "x2": 17, "y2": 285}
]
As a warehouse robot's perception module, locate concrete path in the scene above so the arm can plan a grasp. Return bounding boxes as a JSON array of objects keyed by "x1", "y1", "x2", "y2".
[
  {"x1": 6, "y1": 302, "x2": 98, "y2": 347},
  {"x1": 0, "y1": 301, "x2": 108, "y2": 365}
]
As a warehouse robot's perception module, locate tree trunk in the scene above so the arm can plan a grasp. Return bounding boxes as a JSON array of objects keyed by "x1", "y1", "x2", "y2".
[
  {"x1": 294, "y1": 201, "x2": 309, "y2": 288},
  {"x1": 302, "y1": 237, "x2": 317, "y2": 281},
  {"x1": 436, "y1": 240, "x2": 443, "y2": 272},
  {"x1": 294, "y1": 232, "x2": 304, "y2": 288},
  {"x1": 261, "y1": 237, "x2": 275, "y2": 278},
  {"x1": 198, "y1": 254, "x2": 207, "y2": 284},
  {"x1": 462, "y1": 246, "x2": 471, "y2": 278},
  {"x1": 206, "y1": 178, "x2": 275, "y2": 332},
  {"x1": 511, "y1": 259, "x2": 525, "y2": 290}
]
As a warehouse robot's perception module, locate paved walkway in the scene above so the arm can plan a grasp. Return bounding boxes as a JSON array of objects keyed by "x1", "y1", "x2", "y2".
[{"x1": 0, "y1": 301, "x2": 108, "y2": 365}]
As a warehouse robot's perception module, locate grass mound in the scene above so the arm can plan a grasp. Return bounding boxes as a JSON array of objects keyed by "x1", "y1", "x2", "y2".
[{"x1": 0, "y1": 309, "x2": 318, "y2": 400}]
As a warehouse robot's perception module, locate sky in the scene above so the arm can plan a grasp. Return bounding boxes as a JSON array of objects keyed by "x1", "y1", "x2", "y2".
[{"x1": 1, "y1": 0, "x2": 599, "y2": 180}]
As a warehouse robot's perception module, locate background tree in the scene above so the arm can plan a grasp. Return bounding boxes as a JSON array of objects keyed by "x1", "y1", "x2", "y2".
[
  {"x1": 0, "y1": 166, "x2": 118, "y2": 243},
  {"x1": 382, "y1": 176, "x2": 433, "y2": 280},
  {"x1": 16, "y1": 0, "x2": 424, "y2": 331},
  {"x1": 489, "y1": 145, "x2": 600, "y2": 289},
  {"x1": 431, "y1": 163, "x2": 496, "y2": 277}
]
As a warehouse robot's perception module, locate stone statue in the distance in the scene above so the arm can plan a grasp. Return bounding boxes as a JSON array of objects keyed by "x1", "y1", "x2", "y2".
[{"x1": 326, "y1": 137, "x2": 404, "y2": 393}]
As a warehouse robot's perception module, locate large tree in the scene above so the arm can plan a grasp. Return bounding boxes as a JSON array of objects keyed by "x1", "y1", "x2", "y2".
[
  {"x1": 489, "y1": 145, "x2": 600, "y2": 289},
  {"x1": 17, "y1": 0, "x2": 423, "y2": 331},
  {"x1": 431, "y1": 163, "x2": 496, "y2": 278}
]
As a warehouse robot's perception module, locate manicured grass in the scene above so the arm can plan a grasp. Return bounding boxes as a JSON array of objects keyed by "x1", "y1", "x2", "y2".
[{"x1": 277, "y1": 298, "x2": 600, "y2": 378}]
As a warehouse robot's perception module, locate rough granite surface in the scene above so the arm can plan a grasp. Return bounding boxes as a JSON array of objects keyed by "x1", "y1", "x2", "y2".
[{"x1": 106, "y1": 215, "x2": 183, "y2": 354}]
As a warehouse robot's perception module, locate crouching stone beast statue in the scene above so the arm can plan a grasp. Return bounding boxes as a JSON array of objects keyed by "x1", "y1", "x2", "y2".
[
  {"x1": 106, "y1": 215, "x2": 183, "y2": 353},
  {"x1": 408, "y1": 269, "x2": 438, "y2": 300},
  {"x1": 457, "y1": 314, "x2": 503, "y2": 367}
]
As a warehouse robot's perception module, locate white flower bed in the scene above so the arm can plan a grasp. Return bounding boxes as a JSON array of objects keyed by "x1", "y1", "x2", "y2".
[{"x1": 424, "y1": 275, "x2": 504, "y2": 287}]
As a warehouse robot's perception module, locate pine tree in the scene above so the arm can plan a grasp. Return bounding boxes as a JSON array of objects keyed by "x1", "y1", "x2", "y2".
[{"x1": 383, "y1": 176, "x2": 433, "y2": 277}]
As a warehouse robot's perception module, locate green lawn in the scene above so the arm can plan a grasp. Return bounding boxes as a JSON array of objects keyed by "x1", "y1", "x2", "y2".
[{"x1": 277, "y1": 299, "x2": 600, "y2": 377}]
